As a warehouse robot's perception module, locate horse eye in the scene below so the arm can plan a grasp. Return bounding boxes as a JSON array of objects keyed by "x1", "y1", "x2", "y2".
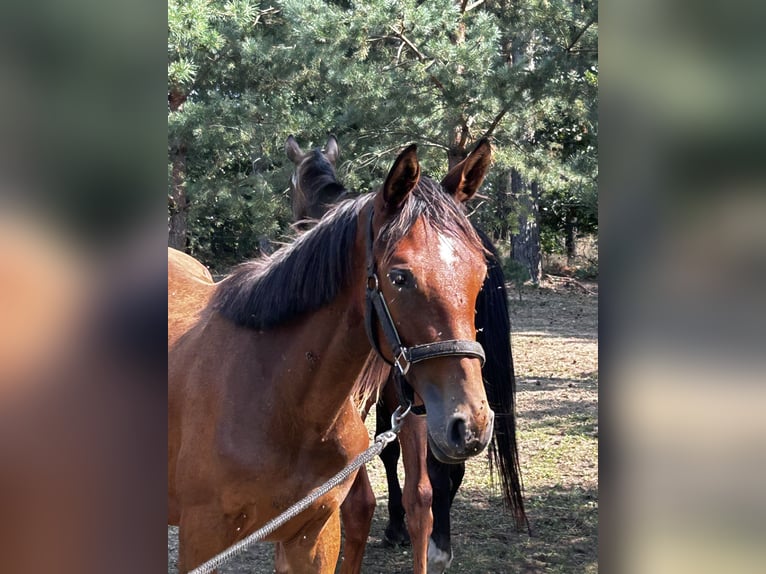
[{"x1": 388, "y1": 269, "x2": 413, "y2": 288}]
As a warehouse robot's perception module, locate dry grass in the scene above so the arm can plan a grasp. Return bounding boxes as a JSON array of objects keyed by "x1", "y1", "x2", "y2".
[
  {"x1": 168, "y1": 279, "x2": 598, "y2": 573},
  {"x1": 542, "y1": 235, "x2": 599, "y2": 280}
]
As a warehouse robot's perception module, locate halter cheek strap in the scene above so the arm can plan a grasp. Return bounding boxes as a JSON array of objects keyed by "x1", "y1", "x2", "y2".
[{"x1": 363, "y1": 207, "x2": 486, "y2": 415}]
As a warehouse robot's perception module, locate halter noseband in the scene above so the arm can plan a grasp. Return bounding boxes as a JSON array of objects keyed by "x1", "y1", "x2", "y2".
[{"x1": 363, "y1": 206, "x2": 486, "y2": 415}]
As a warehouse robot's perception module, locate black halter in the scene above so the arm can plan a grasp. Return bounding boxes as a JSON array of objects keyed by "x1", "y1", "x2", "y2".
[{"x1": 363, "y1": 206, "x2": 486, "y2": 415}]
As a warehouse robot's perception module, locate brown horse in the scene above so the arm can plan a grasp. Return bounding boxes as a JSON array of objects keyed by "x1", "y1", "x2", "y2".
[
  {"x1": 168, "y1": 144, "x2": 493, "y2": 573},
  {"x1": 286, "y1": 136, "x2": 527, "y2": 574}
]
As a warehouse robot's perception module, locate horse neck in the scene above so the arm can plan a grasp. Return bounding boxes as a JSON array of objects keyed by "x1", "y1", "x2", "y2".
[
  {"x1": 274, "y1": 228, "x2": 370, "y2": 429},
  {"x1": 311, "y1": 187, "x2": 347, "y2": 220}
]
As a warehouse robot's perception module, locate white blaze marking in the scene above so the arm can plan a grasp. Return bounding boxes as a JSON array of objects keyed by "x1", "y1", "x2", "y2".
[{"x1": 438, "y1": 234, "x2": 458, "y2": 267}]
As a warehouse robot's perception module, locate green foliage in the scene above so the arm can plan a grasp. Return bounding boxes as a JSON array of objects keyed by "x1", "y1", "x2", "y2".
[
  {"x1": 168, "y1": 0, "x2": 598, "y2": 269},
  {"x1": 502, "y1": 256, "x2": 530, "y2": 301},
  {"x1": 186, "y1": 174, "x2": 291, "y2": 272},
  {"x1": 540, "y1": 226, "x2": 566, "y2": 256}
]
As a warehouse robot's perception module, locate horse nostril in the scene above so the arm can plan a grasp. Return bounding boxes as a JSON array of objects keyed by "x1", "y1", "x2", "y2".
[{"x1": 448, "y1": 417, "x2": 467, "y2": 448}]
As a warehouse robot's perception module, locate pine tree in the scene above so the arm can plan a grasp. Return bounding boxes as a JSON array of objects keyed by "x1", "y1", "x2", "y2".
[
  {"x1": 167, "y1": 0, "x2": 597, "y2": 273},
  {"x1": 168, "y1": 0, "x2": 294, "y2": 267}
]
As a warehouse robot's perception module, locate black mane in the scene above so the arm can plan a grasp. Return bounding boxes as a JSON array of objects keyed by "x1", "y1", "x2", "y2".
[
  {"x1": 212, "y1": 196, "x2": 366, "y2": 329},
  {"x1": 213, "y1": 176, "x2": 482, "y2": 330}
]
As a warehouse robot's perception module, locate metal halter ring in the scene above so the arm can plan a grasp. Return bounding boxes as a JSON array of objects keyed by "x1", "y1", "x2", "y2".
[
  {"x1": 390, "y1": 402, "x2": 412, "y2": 433},
  {"x1": 393, "y1": 349, "x2": 411, "y2": 375}
]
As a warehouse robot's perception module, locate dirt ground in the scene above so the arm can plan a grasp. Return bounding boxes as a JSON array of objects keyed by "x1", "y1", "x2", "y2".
[{"x1": 168, "y1": 278, "x2": 598, "y2": 573}]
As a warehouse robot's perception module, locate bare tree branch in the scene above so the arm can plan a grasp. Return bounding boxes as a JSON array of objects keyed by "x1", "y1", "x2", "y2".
[
  {"x1": 464, "y1": 0, "x2": 485, "y2": 12},
  {"x1": 481, "y1": 103, "x2": 512, "y2": 140},
  {"x1": 388, "y1": 25, "x2": 427, "y2": 60},
  {"x1": 566, "y1": 15, "x2": 596, "y2": 53}
]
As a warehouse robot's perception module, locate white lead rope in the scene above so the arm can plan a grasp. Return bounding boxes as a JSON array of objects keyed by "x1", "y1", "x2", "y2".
[{"x1": 187, "y1": 403, "x2": 412, "y2": 574}]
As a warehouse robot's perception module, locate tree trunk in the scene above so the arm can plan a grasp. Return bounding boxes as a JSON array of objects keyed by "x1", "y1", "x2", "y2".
[
  {"x1": 446, "y1": 1, "x2": 469, "y2": 170},
  {"x1": 510, "y1": 171, "x2": 542, "y2": 285},
  {"x1": 447, "y1": 119, "x2": 470, "y2": 169},
  {"x1": 565, "y1": 212, "x2": 577, "y2": 265},
  {"x1": 168, "y1": 144, "x2": 188, "y2": 250},
  {"x1": 447, "y1": 144, "x2": 467, "y2": 169},
  {"x1": 168, "y1": 88, "x2": 189, "y2": 250},
  {"x1": 495, "y1": 169, "x2": 510, "y2": 243}
]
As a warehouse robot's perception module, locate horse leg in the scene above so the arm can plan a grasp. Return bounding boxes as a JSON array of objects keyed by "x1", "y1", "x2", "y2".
[
  {"x1": 427, "y1": 454, "x2": 464, "y2": 573},
  {"x1": 377, "y1": 395, "x2": 409, "y2": 546},
  {"x1": 448, "y1": 460, "x2": 466, "y2": 505},
  {"x1": 399, "y1": 412, "x2": 432, "y2": 574},
  {"x1": 177, "y1": 504, "x2": 234, "y2": 574},
  {"x1": 338, "y1": 466, "x2": 375, "y2": 574},
  {"x1": 279, "y1": 509, "x2": 342, "y2": 574}
]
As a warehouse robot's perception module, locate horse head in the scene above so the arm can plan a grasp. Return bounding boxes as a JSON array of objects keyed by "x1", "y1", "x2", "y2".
[
  {"x1": 366, "y1": 143, "x2": 494, "y2": 462},
  {"x1": 285, "y1": 134, "x2": 344, "y2": 225}
]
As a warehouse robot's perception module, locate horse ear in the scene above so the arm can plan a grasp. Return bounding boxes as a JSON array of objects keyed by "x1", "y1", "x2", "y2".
[
  {"x1": 382, "y1": 144, "x2": 420, "y2": 211},
  {"x1": 441, "y1": 139, "x2": 493, "y2": 203},
  {"x1": 285, "y1": 135, "x2": 304, "y2": 164},
  {"x1": 324, "y1": 135, "x2": 339, "y2": 165}
]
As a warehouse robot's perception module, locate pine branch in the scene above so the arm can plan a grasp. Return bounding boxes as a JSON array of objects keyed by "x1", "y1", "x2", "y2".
[
  {"x1": 544, "y1": 274, "x2": 595, "y2": 295},
  {"x1": 464, "y1": 0, "x2": 485, "y2": 12},
  {"x1": 386, "y1": 25, "x2": 447, "y2": 94},
  {"x1": 566, "y1": 15, "x2": 596, "y2": 53},
  {"x1": 357, "y1": 129, "x2": 448, "y2": 151},
  {"x1": 252, "y1": 7, "x2": 276, "y2": 26},
  {"x1": 353, "y1": 144, "x2": 413, "y2": 171},
  {"x1": 481, "y1": 104, "x2": 512, "y2": 140},
  {"x1": 456, "y1": 120, "x2": 470, "y2": 152},
  {"x1": 388, "y1": 25, "x2": 427, "y2": 60},
  {"x1": 466, "y1": 199, "x2": 486, "y2": 218}
]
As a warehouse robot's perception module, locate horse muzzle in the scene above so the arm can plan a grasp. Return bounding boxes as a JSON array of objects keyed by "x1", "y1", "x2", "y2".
[{"x1": 426, "y1": 406, "x2": 495, "y2": 463}]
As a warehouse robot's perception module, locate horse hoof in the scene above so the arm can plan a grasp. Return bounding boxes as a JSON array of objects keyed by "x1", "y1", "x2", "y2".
[
  {"x1": 383, "y1": 524, "x2": 411, "y2": 547},
  {"x1": 427, "y1": 538, "x2": 453, "y2": 573}
]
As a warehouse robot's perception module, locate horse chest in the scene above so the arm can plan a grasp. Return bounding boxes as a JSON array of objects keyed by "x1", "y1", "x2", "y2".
[
  {"x1": 215, "y1": 424, "x2": 361, "y2": 525},
  {"x1": 217, "y1": 413, "x2": 361, "y2": 476}
]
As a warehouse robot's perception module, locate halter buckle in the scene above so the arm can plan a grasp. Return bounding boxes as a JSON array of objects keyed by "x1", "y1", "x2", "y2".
[{"x1": 394, "y1": 348, "x2": 411, "y2": 375}]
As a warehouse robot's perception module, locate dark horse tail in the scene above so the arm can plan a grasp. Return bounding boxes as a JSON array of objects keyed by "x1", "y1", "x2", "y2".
[{"x1": 474, "y1": 226, "x2": 529, "y2": 532}]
